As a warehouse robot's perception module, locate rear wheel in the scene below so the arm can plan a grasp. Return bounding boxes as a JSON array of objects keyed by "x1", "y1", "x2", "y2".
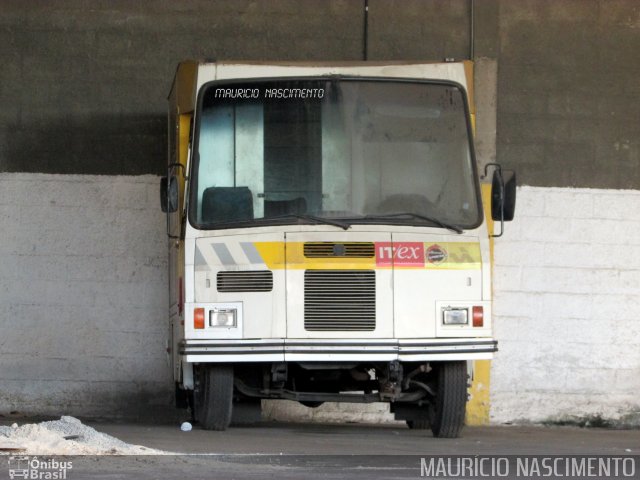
[
  {"x1": 194, "y1": 365, "x2": 234, "y2": 431},
  {"x1": 430, "y1": 361, "x2": 468, "y2": 438}
]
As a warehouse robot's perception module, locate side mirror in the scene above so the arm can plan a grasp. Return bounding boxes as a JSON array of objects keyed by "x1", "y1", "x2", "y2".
[
  {"x1": 491, "y1": 169, "x2": 516, "y2": 222},
  {"x1": 160, "y1": 176, "x2": 168, "y2": 212},
  {"x1": 486, "y1": 164, "x2": 517, "y2": 237},
  {"x1": 160, "y1": 176, "x2": 179, "y2": 213},
  {"x1": 502, "y1": 170, "x2": 516, "y2": 221}
]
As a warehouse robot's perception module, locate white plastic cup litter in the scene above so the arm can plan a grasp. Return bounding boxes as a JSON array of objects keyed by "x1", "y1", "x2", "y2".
[{"x1": 180, "y1": 422, "x2": 192, "y2": 432}]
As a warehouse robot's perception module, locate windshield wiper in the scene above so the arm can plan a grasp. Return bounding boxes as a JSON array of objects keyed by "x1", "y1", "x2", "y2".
[
  {"x1": 270, "y1": 213, "x2": 351, "y2": 230},
  {"x1": 360, "y1": 213, "x2": 463, "y2": 234}
]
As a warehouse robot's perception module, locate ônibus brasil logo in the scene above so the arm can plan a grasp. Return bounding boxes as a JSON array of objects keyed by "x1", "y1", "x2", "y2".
[{"x1": 7, "y1": 456, "x2": 72, "y2": 480}]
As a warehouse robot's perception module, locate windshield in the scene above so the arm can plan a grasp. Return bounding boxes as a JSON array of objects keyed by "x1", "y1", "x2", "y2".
[{"x1": 190, "y1": 78, "x2": 481, "y2": 230}]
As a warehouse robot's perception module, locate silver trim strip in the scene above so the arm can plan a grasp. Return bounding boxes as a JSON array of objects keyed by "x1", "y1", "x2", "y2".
[
  {"x1": 181, "y1": 338, "x2": 497, "y2": 361},
  {"x1": 185, "y1": 354, "x2": 285, "y2": 363}
]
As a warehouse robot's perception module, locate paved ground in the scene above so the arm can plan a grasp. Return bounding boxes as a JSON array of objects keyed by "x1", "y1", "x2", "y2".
[
  {"x1": 83, "y1": 421, "x2": 639, "y2": 479},
  {"x1": 92, "y1": 421, "x2": 639, "y2": 456},
  {"x1": 2, "y1": 420, "x2": 639, "y2": 479}
]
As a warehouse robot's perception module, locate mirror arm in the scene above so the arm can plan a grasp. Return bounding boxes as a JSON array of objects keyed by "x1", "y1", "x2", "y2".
[
  {"x1": 483, "y1": 162, "x2": 500, "y2": 179},
  {"x1": 484, "y1": 163, "x2": 504, "y2": 238},
  {"x1": 493, "y1": 206, "x2": 505, "y2": 238}
]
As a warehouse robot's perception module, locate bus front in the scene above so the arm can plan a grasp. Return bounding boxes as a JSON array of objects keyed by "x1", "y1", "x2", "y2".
[{"x1": 175, "y1": 63, "x2": 504, "y2": 438}]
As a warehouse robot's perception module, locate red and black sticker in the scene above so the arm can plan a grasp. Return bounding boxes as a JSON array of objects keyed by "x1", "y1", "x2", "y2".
[{"x1": 426, "y1": 244, "x2": 448, "y2": 264}]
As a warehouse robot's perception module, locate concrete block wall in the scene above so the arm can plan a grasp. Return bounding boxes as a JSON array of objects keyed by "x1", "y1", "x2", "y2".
[
  {"x1": 496, "y1": 0, "x2": 640, "y2": 189},
  {"x1": 0, "y1": 1, "x2": 365, "y2": 175},
  {"x1": 491, "y1": 186, "x2": 640, "y2": 425},
  {"x1": 2, "y1": 176, "x2": 639, "y2": 425},
  {"x1": 1, "y1": 1, "x2": 640, "y2": 425},
  {"x1": 0, "y1": 173, "x2": 172, "y2": 418}
]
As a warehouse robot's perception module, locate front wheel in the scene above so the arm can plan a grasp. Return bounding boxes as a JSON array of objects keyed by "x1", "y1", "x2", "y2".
[
  {"x1": 430, "y1": 361, "x2": 468, "y2": 438},
  {"x1": 194, "y1": 365, "x2": 234, "y2": 431}
]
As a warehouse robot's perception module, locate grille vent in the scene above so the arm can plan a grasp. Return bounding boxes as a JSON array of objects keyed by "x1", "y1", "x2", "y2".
[
  {"x1": 217, "y1": 270, "x2": 273, "y2": 292},
  {"x1": 303, "y1": 242, "x2": 375, "y2": 258},
  {"x1": 304, "y1": 270, "x2": 375, "y2": 331}
]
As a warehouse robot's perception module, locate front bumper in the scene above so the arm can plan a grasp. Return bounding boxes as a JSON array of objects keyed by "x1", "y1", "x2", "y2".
[{"x1": 180, "y1": 338, "x2": 497, "y2": 363}]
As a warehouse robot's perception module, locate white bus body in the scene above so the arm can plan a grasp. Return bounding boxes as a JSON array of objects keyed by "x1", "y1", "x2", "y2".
[{"x1": 162, "y1": 61, "x2": 515, "y2": 437}]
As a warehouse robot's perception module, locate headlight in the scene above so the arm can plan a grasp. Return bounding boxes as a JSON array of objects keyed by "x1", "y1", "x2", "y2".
[
  {"x1": 442, "y1": 308, "x2": 468, "y2": 325},
  {"x1": 209, "y1": 308, "x2": 237, "y2": 327}
]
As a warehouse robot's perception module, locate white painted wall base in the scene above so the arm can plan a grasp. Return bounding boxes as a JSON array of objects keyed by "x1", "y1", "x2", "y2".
[
  {"x1": 1, "y1": 174, "x2": 638, "y2": 425},
  {"x1": 491, "y1": 186, "x2": 640, "y2": 426},
  {"x1": 0, "y1": 173, "x2": 172, "y2": 418}
]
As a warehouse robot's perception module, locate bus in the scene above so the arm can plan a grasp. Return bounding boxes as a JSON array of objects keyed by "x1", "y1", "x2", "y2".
[{"x1": 161, "y1": 60, "x2": 515, "y2": 438}]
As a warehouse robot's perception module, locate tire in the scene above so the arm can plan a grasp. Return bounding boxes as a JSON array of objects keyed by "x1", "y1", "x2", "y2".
[
  {"x1": 430, "y1": 361, "x2": 468, "y2": 438},
  {"x1": 299, "y1": 401, "x2": 324, "y2": 408},
  {"x1": 194, "y1": 365, "x2": 234, "y2": 431},
  {"x1": 406, "y1": 419, "x2": 429, "y2": 429}
]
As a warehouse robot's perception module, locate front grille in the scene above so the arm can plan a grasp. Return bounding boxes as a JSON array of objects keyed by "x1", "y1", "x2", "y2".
[
  {"x1": 217, "y1": 270, "x2": 273, "y2": 292},
  {"x1": 304, "y1": 270, "x2": 376, "y2": 331},
  {"x1": 304, "y1": 242, "x2": 375, "y2": 258}
]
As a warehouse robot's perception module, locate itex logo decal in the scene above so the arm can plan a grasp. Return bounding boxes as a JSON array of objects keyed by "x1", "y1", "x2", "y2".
[
  {"x1": 426, "y1": 244, "x2": 448, "y2": 264},
  {"x1": 375, "y1": 242, "x2": 425, "y2": 267}
]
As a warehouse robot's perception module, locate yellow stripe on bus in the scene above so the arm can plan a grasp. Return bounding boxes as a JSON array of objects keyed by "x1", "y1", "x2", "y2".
[
  {"x1": 466, "y1": 183, "x2": 494, "y2": 426},
  {"x1": 253, "y1": 242, "x2": 481, "y2": 270}
]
